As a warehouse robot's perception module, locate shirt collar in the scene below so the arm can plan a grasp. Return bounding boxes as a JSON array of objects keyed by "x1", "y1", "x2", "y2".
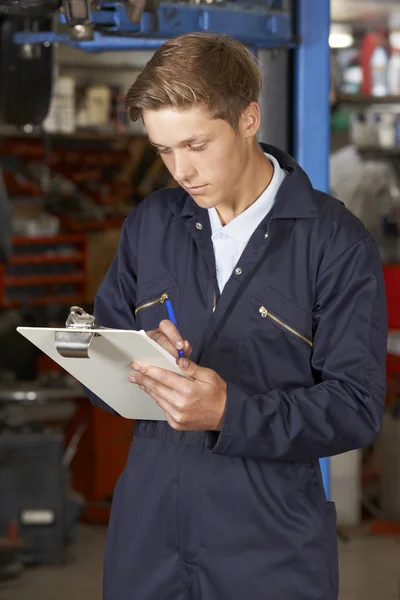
[{"x1": 207, "y1": 152, "x2": 285, "y2": 243}]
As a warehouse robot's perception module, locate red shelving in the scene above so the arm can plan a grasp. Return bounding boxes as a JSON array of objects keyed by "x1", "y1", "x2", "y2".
[
  {"x1": 0, "y1": 235, "x2": 87, "y2": 307},
  {"x1": 9, "y1": 253, "x2": 84, "y2": 266},
  {"x1": 5, "y1": 273, "x2": 85, "y2": 286}
]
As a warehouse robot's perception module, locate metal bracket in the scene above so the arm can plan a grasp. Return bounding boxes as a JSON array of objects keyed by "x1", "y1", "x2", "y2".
[
  {"x1": 63, "y1": 0, "x2": 94, "y2": 40},
  {"x1": 55, "y1": 306, "x2": 101, "y2": 359},
  {"x1": 63, "y1": 0, "x2": 91, "y2": 25}
]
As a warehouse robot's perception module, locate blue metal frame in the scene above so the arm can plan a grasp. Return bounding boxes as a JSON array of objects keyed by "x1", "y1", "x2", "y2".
[
  {"x1": 293, "y1": 0, "x2": 331, "y2": 499},
  {"x1": 14, "y1": 1, "x2": 292, "y2": 51}
]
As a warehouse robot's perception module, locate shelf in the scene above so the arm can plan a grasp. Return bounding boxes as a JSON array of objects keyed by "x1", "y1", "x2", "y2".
[
  {"x1": 9, "y1": 253, "x2": 85, "y2": 266},
  {"x1": 5, "y1": 273, "x2": 85, "y2": 286},
  {"x1": 337, "y1": 94, "x2": 400, "y2": 105},
  {"x1": 1, "y1": 294, "x2": 86, "y2": 308},
  {"x1": 0, "y1": 126, "x2": 143, "y2": 142},
  {"x1": 0, "y1": 234, "x2": 88, "y2": 309},
  {"x1": 12, "y1": 234, "x2": 86, "y2": 245},
  {"x1": 356, "y1": 146, "x2": 400, "y2": 157}
]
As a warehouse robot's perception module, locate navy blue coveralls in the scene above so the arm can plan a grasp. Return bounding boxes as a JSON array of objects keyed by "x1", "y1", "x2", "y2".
[{"x1": 89, "y1": 144, "x2": 388, "y2": 600}]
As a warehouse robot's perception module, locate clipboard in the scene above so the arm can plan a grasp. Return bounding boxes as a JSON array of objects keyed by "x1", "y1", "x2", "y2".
[{"x1": 17, "y1": 306, "x2": 186, "y2": 420}]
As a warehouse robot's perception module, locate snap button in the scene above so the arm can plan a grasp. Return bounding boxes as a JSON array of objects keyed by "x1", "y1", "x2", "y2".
[
  {"x1": 234, "y1": 267, "x2": 243, "y2": 276},
  {"x1": 195, "y1": 222, "x2": 203, "y2": 230},
  {"x1": 264, "y1": 232, "x2": 269, "y2": 239}
]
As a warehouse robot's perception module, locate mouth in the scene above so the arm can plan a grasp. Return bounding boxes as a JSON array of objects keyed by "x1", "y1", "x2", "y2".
[{"x1": 186, "y1": 184, "x2": 208, "y2": 194}]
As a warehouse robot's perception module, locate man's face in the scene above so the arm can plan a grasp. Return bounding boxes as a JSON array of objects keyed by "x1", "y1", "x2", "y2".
[{"x1": 142, "y1": 105, "x2": 254, "y2": 210}]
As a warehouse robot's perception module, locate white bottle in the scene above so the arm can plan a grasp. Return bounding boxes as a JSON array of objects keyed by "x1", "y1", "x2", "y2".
[
  {"x1": 378, "y1": 113, "x2": 396, "y2": 148},
  {"x1": 58, "y1": 76, "x2": 76, "y2": 134},
  {"x1": 371, "y1": 46, "x2": 389, "y2": 97},
  {"x1": 86, "y1": 85, "x2": 112, "y2": 128},
  {"x1": 44, "y1": 75, "x2": 76, "y2": 134},
  {"x1": 388, "y1": 53, "x2": 400, "y2": 94},
  {"x1": 388, "y1": 31, "x2": 400, "y2": 94}
]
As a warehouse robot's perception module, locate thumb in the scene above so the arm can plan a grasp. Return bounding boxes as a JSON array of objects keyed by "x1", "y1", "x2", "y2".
[{"x1": 176, "y1": 357, "x2": 212, "y2": 381}]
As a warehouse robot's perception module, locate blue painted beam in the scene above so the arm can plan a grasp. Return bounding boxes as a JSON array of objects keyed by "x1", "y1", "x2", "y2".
[
  {"x1": 13, "y1": 31, "x2": 170, "y2": 51},
  {"x1": 293, "y1": 0, "x2": 330, "y2": 192},
  {"x1": 14, "y1": 1, "x2": 293, "y2": 50},
  {"x1": 293, "y1": 0, "x2": 331, "y2": 499}
]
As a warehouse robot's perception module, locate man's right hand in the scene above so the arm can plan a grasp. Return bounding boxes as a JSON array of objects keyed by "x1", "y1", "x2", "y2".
[{"x1": 146, "y1": 320, "x2": 192, "y2": 359}]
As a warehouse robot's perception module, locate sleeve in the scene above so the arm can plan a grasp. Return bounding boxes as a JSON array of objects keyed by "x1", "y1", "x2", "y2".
[
  {"x1": 82, "y1": 218, "x2": 138, "y2": 414},
  {"x1": 207, "y1": 234, "x2": 388, "y2": 461}
]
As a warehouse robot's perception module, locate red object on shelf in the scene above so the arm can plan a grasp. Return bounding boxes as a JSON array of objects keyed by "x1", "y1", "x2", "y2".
[
  {"x1": 360, "y1": 32, "x2": 378, "y2": 96},
  {"x1": 65, "y1": 402, "x2": 134, "y2": 523},
  {"x1": 383, "y1": 264, "x2": 400, "y2": 330},
  {"x1": 387, "y1": 353, "x2": 400, "y2": 381},
  {"x1": 370, "y1": 520, "x2": 400, "y2": 535},
  {"x1": 0, "y1": 234, "x2": 87, "y2": 308}
]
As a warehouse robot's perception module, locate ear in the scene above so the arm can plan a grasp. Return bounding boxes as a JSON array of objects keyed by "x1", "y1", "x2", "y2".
[{"x1": 239, "y1": 102, "x2": 261, "y2": 138}]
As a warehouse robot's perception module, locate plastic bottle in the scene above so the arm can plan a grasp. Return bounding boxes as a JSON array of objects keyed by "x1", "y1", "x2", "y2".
[
  {"x1": 379, "y1": 113, "x2": 396, "y2": 147},
  {"x1": 341, "y1": 59, "x2": 362, "y2": 94},
  {"x1": 361, "y1": 31, "x2": 380, "y2": 95},
  {"x1": 371, "y1": 46, "x2": 389, "y2": 96},
  {"x1": 387, "y1": 52, "x2": 400, "y2": 94},
  {"x1": 388, "y1": 30, "x2": 400, "y2": 94}
]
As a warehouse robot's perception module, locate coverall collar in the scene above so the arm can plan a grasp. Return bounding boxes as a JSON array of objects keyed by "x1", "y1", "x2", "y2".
[{"x1": 168, "y1": 143, "x2": 320, "y2": 221}]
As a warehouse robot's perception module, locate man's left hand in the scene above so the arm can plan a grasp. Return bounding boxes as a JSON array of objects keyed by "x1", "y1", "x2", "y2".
[{"x1": 128, "y1": 358, "x2": 227, "y2": 431}]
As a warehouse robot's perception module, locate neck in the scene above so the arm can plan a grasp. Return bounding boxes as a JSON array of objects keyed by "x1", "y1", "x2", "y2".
[{"x1": 216, "y1": 145, "x2": 274, "y2": 226}]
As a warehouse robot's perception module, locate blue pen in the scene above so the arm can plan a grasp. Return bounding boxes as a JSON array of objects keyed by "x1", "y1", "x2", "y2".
[{"x1": 165, "y1": 298, "x2": 185, "y2": 358}]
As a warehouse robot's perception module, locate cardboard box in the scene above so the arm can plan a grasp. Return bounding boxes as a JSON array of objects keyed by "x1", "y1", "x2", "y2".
[{"x1": 86, "y1": 228, "x2": 121, "y2": 302}]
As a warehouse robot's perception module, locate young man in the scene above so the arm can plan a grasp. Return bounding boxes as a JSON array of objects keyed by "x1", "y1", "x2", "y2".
[{"x1": 92, "y1": 33, "x2": 387, "y2": 600}]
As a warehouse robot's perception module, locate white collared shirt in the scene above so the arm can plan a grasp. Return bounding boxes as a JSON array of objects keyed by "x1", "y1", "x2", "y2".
[{"x1": 208, "y1": 153, "x2": 287, "y2": 293}]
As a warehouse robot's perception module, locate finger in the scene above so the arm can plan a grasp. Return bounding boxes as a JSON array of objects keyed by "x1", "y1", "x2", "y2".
[
  {"x1": 139, "y1": 385, "x2": 182, "y2": 425},
  {"x1": 129, "y1": 366, "x2": 186, "y2": 403},
  {"x1": 129, "y1": 371, "x2": 176, "y2": 402},
  {"x1": 183, "y1": 339, "x2": 192, "y2": 357},
  {"x1": 146, "y1": 329, "x2": 179, "y2": 358},
  {"x1": 176, "y1": 358, "x2": 213, "y2": 382},
  {"x1": 130, "y1": 362, "x2": 192, "y2": 395},
  {"x1": 158, "y1": 320, "x2": 186, "y2": 354}
]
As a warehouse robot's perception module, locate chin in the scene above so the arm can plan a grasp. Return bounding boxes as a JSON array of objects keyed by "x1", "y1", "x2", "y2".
[
  {"x1": 193, "y1": 198, "x2": 218, "y2": 209},
  {"x1": 190, "y1": 192, "x2": 219, "y2": 208}
]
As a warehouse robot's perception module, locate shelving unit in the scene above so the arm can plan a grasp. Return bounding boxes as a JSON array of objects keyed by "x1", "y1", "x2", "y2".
[
  {"x1": 0, "y1": 125, "x2": 141, "y2": 142},
  {"x1": 0, "y1": 234, "x2": 87, "y2": 308},
  {"x1": 357, "y1": 146, "x2": 400, "y2": 157},
  {"x1": 337, "y1": 94, "x2": 400, "y2": 105}
]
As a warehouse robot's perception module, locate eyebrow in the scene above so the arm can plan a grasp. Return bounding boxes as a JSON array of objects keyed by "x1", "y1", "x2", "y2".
[{"x1": 149, "y1": 135, "x2": 209, "y2": 148}]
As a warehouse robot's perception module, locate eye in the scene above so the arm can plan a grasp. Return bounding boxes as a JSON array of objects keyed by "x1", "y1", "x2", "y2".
[
  {"x1": 190, "y1": 145, "x2": 207, "y2": 152},
  {"x1": 156, "y1": 148, "x2": 172, "y2": 155}
]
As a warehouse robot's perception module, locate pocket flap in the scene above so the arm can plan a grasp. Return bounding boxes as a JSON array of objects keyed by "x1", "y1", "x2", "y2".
[
  {"x1": 136, "y1": 272, "x2": 178, "y2": 306},
  {"x1": 251, "y1": 286, "x2": 313, "y2": 345}
]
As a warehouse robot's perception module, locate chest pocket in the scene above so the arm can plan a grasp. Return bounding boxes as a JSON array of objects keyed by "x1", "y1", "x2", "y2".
[
  {"x1": 234, "y1": 286, "x2": 314, "y2": 393},
  {"x1": 251, "y1": 287, "x2": 313, "y2": 349},
  {"x1": 135, "y1": 273, "x2": 179, "y2": 331}
]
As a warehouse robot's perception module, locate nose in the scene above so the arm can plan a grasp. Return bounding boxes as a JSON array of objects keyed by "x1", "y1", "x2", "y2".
[{"x1": 172, "y1": 152, "x2": 195, "y2": 183}]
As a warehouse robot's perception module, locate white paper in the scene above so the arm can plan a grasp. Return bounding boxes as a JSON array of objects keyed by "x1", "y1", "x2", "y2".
[{"x1": 17, "y1": 327, "x2": 186, "y2": 420}]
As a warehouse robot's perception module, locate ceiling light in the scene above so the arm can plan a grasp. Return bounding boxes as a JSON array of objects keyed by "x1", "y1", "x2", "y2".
[{"x1": 329, "y1": 24, "x2": 354, "y2": 49}]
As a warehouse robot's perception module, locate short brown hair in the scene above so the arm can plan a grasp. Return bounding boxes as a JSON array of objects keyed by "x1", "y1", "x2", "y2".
[{"x1": 125, "y1": 33, "x2": 262, "y2": 130}]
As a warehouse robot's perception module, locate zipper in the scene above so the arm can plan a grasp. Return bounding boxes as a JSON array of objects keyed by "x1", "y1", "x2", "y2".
[
  {"x1": 259, "y1": 306, "x2": 313, "y2": 347},
  {"x1": 213, "y1": 288, "x2": 216, "y2": 313},
  {"x1": 135, "y1": 292, "x2": 169, "y2": 316}
]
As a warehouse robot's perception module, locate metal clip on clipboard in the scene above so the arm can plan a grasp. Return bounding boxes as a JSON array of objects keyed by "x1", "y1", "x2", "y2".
[{"x1": 55, "y1": 306, "x2": 103, "y2": 359}]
